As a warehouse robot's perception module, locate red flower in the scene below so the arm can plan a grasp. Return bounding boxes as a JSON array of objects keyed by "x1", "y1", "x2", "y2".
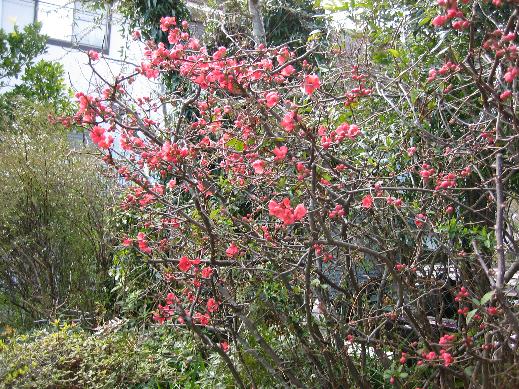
[
  {"x1": 303, "y1": 74, "x2": 320, "y2": 95},
  {"x1": 415, "y1": 213, "x2": 426, "y2": 228},
  {"x1": 441, "y1": 352, "x2": 453, "y2": 367},
  {"x1": 280, "y1": 64, "x2": 296, "y2": 77},
  {"x1": 500, "y1": 90, "x2": 512, "y2": 100},
  {"x1": 219, "y1": 341, "x2": 230, "y2": 352},
  {"x1": 178, "y1": 256, "x2": 192, "y2": 272},
  {"x1": 265, "y1": 91, "x2": 280, "y2": 108},
  {"x1": 207, "y1": 298, "x2": 219, "y2": 313},
  {"x1": 90, "y1": 126, "x2": 114, "y2": 149},
  {"x1": 269, "y1": 198, "x2": 307, "y2": 225},
  {"x1": 504, "y1": 67, "x2": 519, "y2": 83},
  {"x1": 487, "y1": 306, "x2": 498, "y2": 316},
  {"x1": 90, "y1": 126, "x2": 105, "y2": 144},
  {"x1": 361, "y1": 195, "x2": 373, "y2": 209},
  {"x1": 273, "y1": 145, "x2": 288, "y2": 161},
  {"x1": 439, "y1": 334, "x2": 455, "y2": 346},
  {"x1": 194, "y1": 312, "x2": 210, "y2": 326},
  {"x1": 425, "y1": 351, "x2": 437, "y2": 360},
  {"x1": 201, "y1": 266, "x2": 213, "y2": 279},
  {"x1": 395, "y1": 263, "x2": 406, "y2": 272},
  {"x1": 280, "y1": 111, "x2": 297, "y2": 132},
  {"x1": 88, "y1": 50, "x2": 99, "y2": 61},
  {"x1": 252, "y1": 159, "x2": 266, "y2": 174},
  {"x1": 160, "y1": 16, "x2": 176, "y2": 31},
  {"x1": 432, "y1": 15, "x2": 447, "y2": 27},
  {"x1": 122, "y1": 237, "x2": 133, "y2": 246},
  {"x1": 293, "y1": 204, "x2": 307, "y2": 220},
  {"x1": 226, "y1": 243, "x2": 239, "y2": 257},
  {"x1": 153, "y1": 313, "x2": 165, "y2": 324},
  {"x1": 137, "y1": 232, "x2": 151, "y2": 254}
]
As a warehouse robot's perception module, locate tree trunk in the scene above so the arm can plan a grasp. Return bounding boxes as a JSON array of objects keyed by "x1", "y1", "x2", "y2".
[{"x1": 248, "y1": 0, "x2": 266, "y2": 46}]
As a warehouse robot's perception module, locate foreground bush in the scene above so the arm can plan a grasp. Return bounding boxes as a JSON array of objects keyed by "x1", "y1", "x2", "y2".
[{"x1": 0, "y1": 322, "x2": 233, "y2": 388}]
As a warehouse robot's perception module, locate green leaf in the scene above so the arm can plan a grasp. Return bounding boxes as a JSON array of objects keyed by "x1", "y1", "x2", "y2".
[
  {"x1": 418, "y1": 17, "x2": 431, "y2": 26},
  {"x1": 307, "y1": 30, "x2": 323, "y2": 42},
  {"x1": 480, "y1": 290, "x2": 495, "y2": 305},
  {"x1": 466, "y1": 309, "x2": 478, "y2": 324},
  {"x1": 226, "y1": 138, "x2": 245, "y2": 151},
  {"x1": 388, "y1": 49, "x2": 400, "y2": 58},
  {"x1": 320, "y1": 0, "x2": 349, "y2": 11}
]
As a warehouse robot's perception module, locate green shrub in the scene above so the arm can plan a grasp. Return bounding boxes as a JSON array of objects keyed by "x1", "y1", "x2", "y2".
[{"x1": 0, "y1": 322, "x2": 234, "y2": 388}]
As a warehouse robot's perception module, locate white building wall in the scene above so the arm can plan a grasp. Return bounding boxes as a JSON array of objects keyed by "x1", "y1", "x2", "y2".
[{"x1": 0, "y1": 0, "x2": 154, "y2": 97}]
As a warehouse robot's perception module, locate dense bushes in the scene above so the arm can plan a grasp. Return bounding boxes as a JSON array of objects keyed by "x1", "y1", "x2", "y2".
[
  {"x1": 0, "y1": 102, "x2": 114, "y2": 329},
  {"x1": 0, "y1": 323, "x2": 233, "y2": 388}
]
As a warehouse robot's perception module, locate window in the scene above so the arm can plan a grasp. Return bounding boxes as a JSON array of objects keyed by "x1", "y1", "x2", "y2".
[
  {"x1": 72, "y1": 1, "x2": 108, "y2": 49},
  {"x1": 0, "y1": 0, "x2": 110, "y2": 53},
  {"x1": 0, "y1": 0, "x2": 35, "y2": 33}
]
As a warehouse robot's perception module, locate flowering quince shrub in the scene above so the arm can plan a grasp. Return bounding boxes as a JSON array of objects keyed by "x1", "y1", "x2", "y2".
[{"x1": 68, "y1": 3, "x2": 519, "y2": 387}]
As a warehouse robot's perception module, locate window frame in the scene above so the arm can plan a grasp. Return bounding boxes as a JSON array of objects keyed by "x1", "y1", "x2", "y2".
[{"x1": 32, "y1": 0, "x2": 111, "y2": 54}]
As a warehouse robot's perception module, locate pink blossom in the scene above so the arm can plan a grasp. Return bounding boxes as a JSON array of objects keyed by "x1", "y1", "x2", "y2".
[
  {"x1": 503, "y1": 32, "x2": 516, "y2": 42},
  {"x1": 252, "y1": 159, "x2": 266, "y2": 174},
  {"x1": 220, "y1": 341, "x2": 230, "y2": 352},
  {"x1": 201, "y1": 267, "x2": 214, "y2": 279},
  {"x1": 280, "y1": 111, "x2": 297, "y2": 132},
  {"x1": 361, "y1": 195, "x2": 373, "y2": 209},
  {"x1": 160, "y1": 16, "x2": 176, "y2": 32},
  {"x1": 207, "y1": 298, "x2": 219, "y2": 313},
  {"x1": 425, "y1": 351, "x2": 437, "y2": 360},
  {"x1": 178, "y1": 256, "x2": 192, "y2": 272},
  {"x1": 439, "y1": 334, "x2": 456, "y2": 346},
  {"x1": 226, "y1": 243, "x2": 239, "y2": 257},
  {"x1": 293, "y1": 204, "x2": 307, "y2": 220},
  {"x1": 500, "y1": 90, "x2": 512, "y2": 100},
  {"x1": 415, "y1": 213, "x2": 426, "y2": 228},
  {"x1": 273, "y1": 145, "x2": 288, "y2": 161},
  {"x1": 303, "y1": 74, "x2": 320, "y2": 95},
  {"x1": 441, "y1": 352, "x2": 454, "y2": 367},
  {"x1": 137, "y1": 232, "x2": 151, "y2": 254},
  {"x1": 90, "y1": 126, "x2": 105, "y2": 145},
  {"x1": 88, "y1": 50, "x2": 99, "y2": 61},
  {"x1": 504, "y1": 66, "x2": 519, "y2": 83},
  {"x1": 432, "y1": 15, "x2": 447, "y2": 27},
  {"x1": 487, "y1": 306, "x2": 498, "y2": 315},
  {"x1": 347, "y1": 124, "x2": 360, "y2": 138},
  {"x1": 213, "y1": 46, "x2": 227, "y2": 60},
  {"x1": 427, "y1": 68, "x2": 437, "y2": 82},
  {"x1": 132, "y1": 30, "x2": 141, "y2": 40},
  {"x1": 265, "y1": 91, "x2": 280, "y2": 108},
  {"x1": 395, "y1": 263, "x2": 406, "y2": 272},
  {"x1": 280, "y1": 64, "x2": 296, "y2": 77},
  {"x1": 194, "y1": 312, "x2": 210, "y2": 326},
  {"x1": 269, "y1": 198, "x2": 307, "y2": 225}
]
